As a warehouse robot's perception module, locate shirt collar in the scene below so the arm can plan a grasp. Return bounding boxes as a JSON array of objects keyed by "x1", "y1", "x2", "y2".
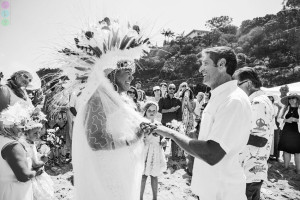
[
  {"x1": 210, "y1": 80, "x2": 238, "y2": 99},
  {"x1": 249, "y1": 90, "x2": 265, "y2": 102}
]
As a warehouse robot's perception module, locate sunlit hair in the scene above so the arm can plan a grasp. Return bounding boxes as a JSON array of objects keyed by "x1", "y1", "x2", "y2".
[
  {"x1": 202, "y1": 46, "x2": 237, "y2": 76},
  {"x1": 142, "y1": 101, "x2": 159, "y2": 117},
  {"x1": 233, "y1": 67, "x2": 262, "y2": 88}
]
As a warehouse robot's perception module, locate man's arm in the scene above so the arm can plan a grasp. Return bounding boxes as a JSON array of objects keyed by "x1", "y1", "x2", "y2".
[{"x1": 155, "y1": 126, "x2": 226, "y2": 166}]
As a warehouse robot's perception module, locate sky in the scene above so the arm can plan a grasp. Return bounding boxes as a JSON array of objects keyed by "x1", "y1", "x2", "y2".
[{"x1": 0, "y1": 0, "x2": 283, "y2": 79}]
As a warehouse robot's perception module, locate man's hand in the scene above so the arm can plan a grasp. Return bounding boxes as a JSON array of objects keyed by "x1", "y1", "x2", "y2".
[{"x1": 153, "y1": 125, "x2": 176, "y2": 138}]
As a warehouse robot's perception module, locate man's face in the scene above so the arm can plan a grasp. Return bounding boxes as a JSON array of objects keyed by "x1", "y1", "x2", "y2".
[
  {"x1": 168, "y1": 85, "x2": 176, "y2": 95},
  {"x1": 135, "y1": 83, "x2": 141, "y2": 89},
  {"x1": 115, "y1": 69, "x2": 133, "y2": 92},
  {"x1": 199, "y1": 53, "x2": 220, "y2": 88}
]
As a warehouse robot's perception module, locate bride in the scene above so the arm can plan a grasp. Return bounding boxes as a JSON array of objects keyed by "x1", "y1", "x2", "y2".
[
  {"x1": 50, "y1": 18, "x2": 151, "y2": 200},
  {"x1": 73, "y1": 60, "x2": 147, "y2": 200}
]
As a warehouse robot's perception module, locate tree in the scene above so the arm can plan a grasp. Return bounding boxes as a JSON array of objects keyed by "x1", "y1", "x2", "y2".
[
  {"x1": 283, "y1": 0, "x2": 300, "y2": 9},
  {"x1": 205, "y1": 16, "x2": 233, "y2": 30},
  {"x1": 161, "y1": 29, "x2": 175, "y2": 44}
]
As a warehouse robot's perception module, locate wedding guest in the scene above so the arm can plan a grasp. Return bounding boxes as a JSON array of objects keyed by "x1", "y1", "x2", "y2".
[
  {"x1": 181, "y1": 88, "x2": 196, "y2": 135},
  {"x1": 193, "y1": 92, "x2": 205, "y2": 123},
  {"x1": 160, "y1": 82, "x2": 168, "y2": 98},
  {"x1": 22, "y1": 128, "x2": 55, "y2": 200},
  {"x1": 136, "y1": 81, "x2": 146, "y2": 101},
  {"x1": 268, "y1": 95, "x2": 280, "y2": 161},
  {"x1": 140, "y1": 101, "x2": 166, "y2": 200},
  {"x1": 158, "y1": 83, "x2": 182, "y2": 158},
  {"x1": 233, "y1": 67, "x2": 274, "y2": 200},
  {"x1": 0, "y1": 70, "x2": 33, "y2": 112},
  {"x1": 278, "y1": 93, "x2": 300, "y2": 173},
  {"x1": 0, "y1": 71, "x2": 43, "y2": 200},
  {"x1": 175, "y1": 82, "x2": 188, "y2": 99},
  {"x1": 149, "y1": 86, "x2": 162, "y2": 122},
  {"x1": 127, "y1": 86, "x2": 141, "y2": 112}
]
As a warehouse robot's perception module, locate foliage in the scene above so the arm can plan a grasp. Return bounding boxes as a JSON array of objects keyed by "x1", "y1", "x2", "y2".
[{"x1": 205, "y1": 16, "x2": 233, "y2": 30}]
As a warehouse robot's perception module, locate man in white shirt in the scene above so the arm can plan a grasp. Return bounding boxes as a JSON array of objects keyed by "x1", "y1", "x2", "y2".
[
  {"x1": 233, "y1": 67, "x2": 274, "y2": 200},
  {"x1": 153, "y1": 46, "x2": 252, "y2": 200}
]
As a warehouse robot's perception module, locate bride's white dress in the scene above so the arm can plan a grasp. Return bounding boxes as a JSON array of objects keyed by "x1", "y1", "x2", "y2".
[{"x1": 72, "y1": 75, "x2": 146, "y2": 200}]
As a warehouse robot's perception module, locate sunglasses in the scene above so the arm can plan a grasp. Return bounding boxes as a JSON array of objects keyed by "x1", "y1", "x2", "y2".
[
  {"x1": 21, "y1": 74, "x2": 32, "y2": 82},
  {"x1": 182, "y1": 85, "x2": 187, "y2": 88},
  {"x1": 237, "y1": 80, "x2": 249, "y2": 86},
  {"x1": 169, "y1": 88, "x2": 176, "y2": 90}
]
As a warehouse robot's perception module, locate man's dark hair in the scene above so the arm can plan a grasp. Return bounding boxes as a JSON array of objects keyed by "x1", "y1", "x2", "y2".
[
  {"x1": 233, "y1": 67, "x2": 262, "y2": 88},
  {"x1": 202, "y1": 46, "x2": 237, "y2": 76}
]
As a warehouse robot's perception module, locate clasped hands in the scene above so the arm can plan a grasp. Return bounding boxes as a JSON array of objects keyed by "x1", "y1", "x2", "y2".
[{"x1": 140, "y1": 122, "x2": 174, "y2": 138}]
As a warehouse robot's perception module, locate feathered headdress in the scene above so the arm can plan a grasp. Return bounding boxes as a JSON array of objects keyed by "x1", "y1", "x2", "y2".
[{"x1": 45, "y1": 17, "x2": 151, "y2": 117}]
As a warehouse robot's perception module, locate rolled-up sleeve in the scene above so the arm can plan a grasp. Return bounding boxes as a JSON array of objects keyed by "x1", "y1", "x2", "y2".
[{"x1": 207, "y1": 99, "x2": 251, "y2": 153}]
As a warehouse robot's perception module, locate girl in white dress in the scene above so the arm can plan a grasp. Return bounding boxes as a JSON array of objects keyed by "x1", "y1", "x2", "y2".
[
  {"x1": 22, "y1": 128, "x2": 55, "y2": 200},
  {"x1": 140, "y1": 101, "x2": 167, "y2": 200}
]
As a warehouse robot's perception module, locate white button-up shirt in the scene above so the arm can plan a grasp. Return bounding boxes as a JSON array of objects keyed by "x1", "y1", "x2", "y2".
[
  {"x1": 191, "y1": 80, "x2": 252, "y2": 200},
  {"x1": 240, "y1": 90, "x2": 274, "y2": 183}
]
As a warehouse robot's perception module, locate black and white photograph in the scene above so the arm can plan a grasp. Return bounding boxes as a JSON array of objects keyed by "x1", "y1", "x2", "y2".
[{"x1": 1, "y1": 0, "x2": 300, "y2": 199}]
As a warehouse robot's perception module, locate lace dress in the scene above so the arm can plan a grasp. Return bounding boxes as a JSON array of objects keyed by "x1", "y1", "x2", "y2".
[{"x1": 143, "y1": 133, "x2": 167, "y2": 177}]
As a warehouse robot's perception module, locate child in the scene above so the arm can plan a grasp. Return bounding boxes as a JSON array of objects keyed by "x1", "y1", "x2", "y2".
[
  {"x1": 23, "y1": 127, "x2": 55, "y2": 200},
  {"x1": 140, "y1": 101, "x2": 167, "y2": 200}
]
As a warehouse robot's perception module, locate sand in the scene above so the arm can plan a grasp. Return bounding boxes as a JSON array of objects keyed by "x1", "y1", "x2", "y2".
[{"x1": 49, "y1": 157, "x2": 300, "y2": 200}]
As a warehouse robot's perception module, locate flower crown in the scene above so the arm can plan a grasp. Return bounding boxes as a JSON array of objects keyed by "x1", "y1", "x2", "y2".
[{"x1": 0, "y1": 102, "x2": 47, "y2": 139}]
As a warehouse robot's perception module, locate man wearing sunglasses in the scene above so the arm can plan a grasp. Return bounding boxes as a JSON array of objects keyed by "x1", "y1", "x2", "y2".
[
  {"x1": 158, "y1": 83, "x2": 182, "y2": 126},
  {"x1": 233, "y1": 67, "x2": 274, "y2": 200},
  {"x1": 153, "y1": 46, "x2": 252, "y2": 200}
]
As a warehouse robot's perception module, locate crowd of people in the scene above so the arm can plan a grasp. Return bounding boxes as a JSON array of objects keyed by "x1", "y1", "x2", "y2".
[{"x1": 0, "y1": 18, "x2": 299, "y2": 200}]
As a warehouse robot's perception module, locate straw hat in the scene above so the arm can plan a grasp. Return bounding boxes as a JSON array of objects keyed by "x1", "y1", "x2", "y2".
[{"x1": 280, "y1": 93, "x2": 300, "y2": 106}]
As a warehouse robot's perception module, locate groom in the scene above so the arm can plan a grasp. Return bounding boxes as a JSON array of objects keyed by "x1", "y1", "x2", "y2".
[{"x1": 154, "y1": 46, "x2": 252, "y2": 200}]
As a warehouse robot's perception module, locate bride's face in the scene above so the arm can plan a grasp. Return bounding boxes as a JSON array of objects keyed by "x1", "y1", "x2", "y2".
[{"x1": 115, "y1": 69, "x2": 133, "y2": 93}]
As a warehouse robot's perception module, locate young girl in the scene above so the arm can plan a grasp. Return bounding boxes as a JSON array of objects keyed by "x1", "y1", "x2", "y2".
[
  {"x1": 140, "y1": 101, "x2": 167, "y2": 200},
  {"x1": 22, "y1": 127, "x2": 55, "y2": 200}
]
